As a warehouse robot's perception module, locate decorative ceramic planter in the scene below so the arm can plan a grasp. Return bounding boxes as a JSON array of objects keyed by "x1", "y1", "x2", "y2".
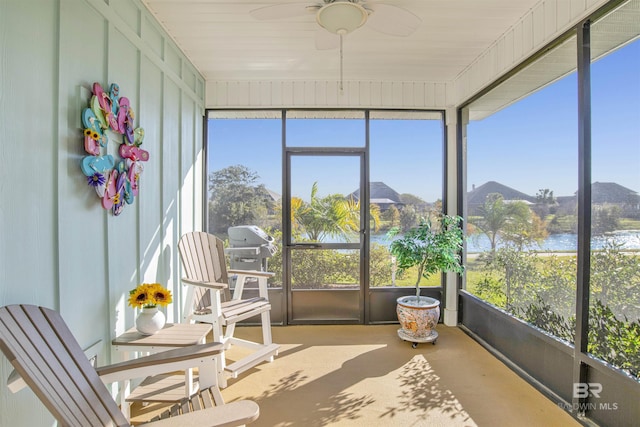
[
  {"x1": 135, "y1": 306, "x2": 166, "y2": 335},
  {"x1": 396, "y1": 296, "x2": 440, "y2": 348}
]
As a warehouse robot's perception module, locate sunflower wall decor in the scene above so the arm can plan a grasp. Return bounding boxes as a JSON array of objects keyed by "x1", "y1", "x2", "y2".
[{"x1": 80, "y1": 82, "x2": 149, "y2": 216}]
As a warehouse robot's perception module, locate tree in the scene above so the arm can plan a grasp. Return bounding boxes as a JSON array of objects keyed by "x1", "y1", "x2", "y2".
[
  {"x1": 290, "y1": 182, "x2": 380, "y2": 242},
  {"x1": 471, "y1": 193, "x2": 546, "y2": 251},
  {"x1": 399, "y1": 205, "x2": 418, "y2": 231},
  {"x1": 399, "y1": 193, "x2": 426, "y2": 206},
  {"x1": 400, "y1": 193, "x2": 431, "y2": 218},
  {"x1": 388, "y1": 214, "x2": 464, "y2": 299},
  {"x1": 382, "y1": 205, "x2": 400, "y2": 229},
  {"x1": 207, "y1": 165, "x2": 270, "y2": 234},
  {"x1": 503, "y1": 209, "x2": 549, "y2": 250},
  {"x1": 533, "y1": 188, "x2": 556, "y2": 218},
  {"x1": 590, "y1": 240, "x2": 640, "y2": 320},
  {"x1": 536, "y1": 188, "x2": 555, "y2": 204},
  {"x1": 592, "y1": 205, "x2": 621, "y2": 235},
  {"x1": 471, "y1": 194, "x2": 516, "y2": 251}
]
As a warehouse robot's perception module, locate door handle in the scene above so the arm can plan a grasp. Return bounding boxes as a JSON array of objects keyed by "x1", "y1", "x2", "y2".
[{"x1": 290, "y1": 243, "x2": 322, "y2": 248}]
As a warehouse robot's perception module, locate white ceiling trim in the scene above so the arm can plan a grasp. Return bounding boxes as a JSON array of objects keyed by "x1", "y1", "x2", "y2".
[{"x1": 206, "y1": 79, "x2": 449, "y2": 109}]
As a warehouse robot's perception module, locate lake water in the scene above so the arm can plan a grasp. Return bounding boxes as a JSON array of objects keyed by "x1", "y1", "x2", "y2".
[{"x1": 370, "y1": 230, "x2": 640, "y2": 253}]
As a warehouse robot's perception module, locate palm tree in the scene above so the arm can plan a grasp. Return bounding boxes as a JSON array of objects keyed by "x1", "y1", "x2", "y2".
[
  {"x1": 473, "y1": 193, "x2": 541, "y2": 251},
  {"x1": 290, "y1": 182, "x2": 380, "y2": 242}
]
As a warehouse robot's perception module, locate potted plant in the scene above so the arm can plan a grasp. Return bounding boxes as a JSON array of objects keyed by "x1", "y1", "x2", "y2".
[
  {"x1": 128, "y1": 283, "x2": 173, "y2": 335},
  {"x1": 388, "y1": 213, "x2": 464, "y2": 347}
]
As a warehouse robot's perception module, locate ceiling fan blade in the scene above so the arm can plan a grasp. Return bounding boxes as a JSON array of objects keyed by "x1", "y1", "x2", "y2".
[
  {"x1": 315, "y1": 28, "x2": 340, "y2": 50},
  {"x1": 250, "y1": 3, "x2": 317, "y2": 20},
  {"x1": 365, "y1": 3, "x2": 421, "y2": 37}
]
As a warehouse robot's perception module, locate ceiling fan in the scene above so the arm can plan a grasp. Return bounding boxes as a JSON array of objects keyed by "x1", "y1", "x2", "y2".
[
  {"x1": 250, "y1": 0, "x2": 422, "y2": 90},
  {"x1": 250, "y1": 0, "x2": 421, "y2": 48}
]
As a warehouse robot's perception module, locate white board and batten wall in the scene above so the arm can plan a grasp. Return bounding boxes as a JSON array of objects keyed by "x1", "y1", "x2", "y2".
[{"x1": 0, "y1": 1, "x2": 204, "y2": 425}]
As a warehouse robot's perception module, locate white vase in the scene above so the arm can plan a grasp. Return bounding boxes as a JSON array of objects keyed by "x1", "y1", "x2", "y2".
[{"x1": 135, "y1": 306, "x2": 166, "y2": 335}]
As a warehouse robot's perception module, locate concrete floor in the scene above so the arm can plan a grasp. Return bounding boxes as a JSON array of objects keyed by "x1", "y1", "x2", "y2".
[
  {"x1": 224, "y1": 324, "x2": 576, "y2": 426},
  {"x1": 131, "y1": 324, "x2": 580, "y2": 426}
]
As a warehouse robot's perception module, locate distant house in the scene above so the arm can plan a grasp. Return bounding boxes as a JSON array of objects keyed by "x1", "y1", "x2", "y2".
[
  {"x1": 349, "y1": 182, "x2": 404, "y2": 211},
  {"x1": 467, "y1": 181, "x2": 536, "y2": 215},
  {"x1": 554, "y1": 195, "x2": 577, "y2": 216},
  {"x1": 589, "y1": 182, "x2": 639, "y2": 218},
  {"x1": 263, "y1": 188, "x2": 281, "y2": 215},
  {"x1": 265, "y1": 188, "x2": 281, "y2": 203},
  {"x1": 467, "y1": 181, "x2": 640, "y2": 219},
  {"x1": 592, "y1": 182, "x2": 638, "y2": 204},
  {"x1": 556, "y1": 182, "x2": 640, "y2": 217}
]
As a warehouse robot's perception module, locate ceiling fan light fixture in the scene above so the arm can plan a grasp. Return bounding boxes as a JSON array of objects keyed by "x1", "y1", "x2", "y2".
[{"x1": 316, "y1": 2, "x2": 368, "y2": 35}]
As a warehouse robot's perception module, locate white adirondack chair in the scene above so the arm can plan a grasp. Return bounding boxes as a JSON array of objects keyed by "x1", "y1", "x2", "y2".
[
  {"x1": 178, "y1": 232, "x2": 279, "y2": 387},
  {"x1": 0, "y1": 304, "x2": 259, "y2": 427}
]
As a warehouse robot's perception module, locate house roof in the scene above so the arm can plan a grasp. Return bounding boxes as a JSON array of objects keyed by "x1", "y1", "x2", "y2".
[
  {"x1": 265, "y1": 188, "x2": 281, "y2": 202},
  {"x1": 350, "y1": 182, "x2": 402, "y2": 203},
  {"x1": 467, "y1": 181, "x2": 640, "y2": 207},
  {"x1": 467, "y1": 181, "x2": 536, "y2": 205},
  {"x1": 590, "y1": 182, "x2": 639, "y2": 204}
]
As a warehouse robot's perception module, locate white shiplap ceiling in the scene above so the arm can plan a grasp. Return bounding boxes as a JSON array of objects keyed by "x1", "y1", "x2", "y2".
[{"x1": 140, "y1": 0, "x2": 542, "y2": 84}]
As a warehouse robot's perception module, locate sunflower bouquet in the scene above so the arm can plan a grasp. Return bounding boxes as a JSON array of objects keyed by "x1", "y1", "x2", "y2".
[{"x1": 128, "y1": 283, "x2": 173, "y2": 309}]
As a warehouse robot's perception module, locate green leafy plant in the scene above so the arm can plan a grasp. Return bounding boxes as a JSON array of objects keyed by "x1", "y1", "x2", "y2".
[
  {"x1": 469, "y1": 242, "x2": 639, "y2": 379},
  {"x1": 520, "y1": 298, "x2": 639, "y2": 379},
  {"x1": 388, "y1": 213, "x2": 465, "y2": 301}
]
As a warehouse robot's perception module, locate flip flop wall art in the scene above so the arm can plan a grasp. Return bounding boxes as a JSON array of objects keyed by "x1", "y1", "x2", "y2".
[{"x1": 81, "y1": 82, "x2": 149, "y2": 216}]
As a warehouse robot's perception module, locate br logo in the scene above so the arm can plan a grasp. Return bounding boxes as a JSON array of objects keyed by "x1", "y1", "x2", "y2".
[{"x1": 573, "y1": 383, "x2": 603, "y2": 398}]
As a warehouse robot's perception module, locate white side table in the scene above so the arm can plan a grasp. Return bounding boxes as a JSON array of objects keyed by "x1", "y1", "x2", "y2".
[{"x1": 112, "y1": 323, "x2": 222, "y2": 418}]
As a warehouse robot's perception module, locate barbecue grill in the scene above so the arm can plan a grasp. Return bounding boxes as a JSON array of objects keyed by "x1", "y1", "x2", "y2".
[{"x1": 225, "y1": 225, "x2": 277, "y2": 272}]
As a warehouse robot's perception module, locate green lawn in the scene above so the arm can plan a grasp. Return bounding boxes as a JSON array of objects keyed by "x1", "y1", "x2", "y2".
[
  {"x1": 391, "y1": 260, "x2": 484, "y2": 288},
  {"x1": 619, "y1": 218, "x2": 640, "y2": 230}
]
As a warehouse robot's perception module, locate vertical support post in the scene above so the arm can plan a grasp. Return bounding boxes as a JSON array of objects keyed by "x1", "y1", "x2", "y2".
[
  {"x1": 573, "y1": 19, "x2": 592, "y2": 416},
  {"x1": 443, "y1": 107, "x2": 460, "y2": 326},
  {"x1": 202, "y1": 110, "x2": 209, "y2": 233},
  {"x1": 453, "y1": 107, "x2": 469, "y2": 325},
  {"x1": 363, "y1": 110, "x2": 371, "y2": 324},
  {"x1": 282, "y1": 110, "x2": 290, "y2": 325}
]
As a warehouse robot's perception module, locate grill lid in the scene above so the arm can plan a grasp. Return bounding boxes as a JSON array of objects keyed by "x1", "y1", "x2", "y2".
[{"x1": 228, "y1": 225, "x2": 274, "y2": 247}]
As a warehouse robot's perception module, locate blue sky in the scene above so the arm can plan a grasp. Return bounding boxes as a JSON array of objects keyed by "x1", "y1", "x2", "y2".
[
  {"x1": 208, "y1": 39, "x2": 639, "y2": 203},
  {"x1": 208, "y1": 117, "x2": 443, "y2": 202},
  {"x1": 468, "y1": 38, "x2": 639, "y2": 198}
]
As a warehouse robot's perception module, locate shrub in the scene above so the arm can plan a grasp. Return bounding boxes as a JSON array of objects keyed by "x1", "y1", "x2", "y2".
[{"x1": 470, "y1": 243, "x2": 640, "y2": 380}]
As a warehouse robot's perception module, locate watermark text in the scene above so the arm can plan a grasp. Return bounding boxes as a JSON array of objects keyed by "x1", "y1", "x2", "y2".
[{"x1": 559, "y1": 383, "x2": 619, "y2": 412}]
